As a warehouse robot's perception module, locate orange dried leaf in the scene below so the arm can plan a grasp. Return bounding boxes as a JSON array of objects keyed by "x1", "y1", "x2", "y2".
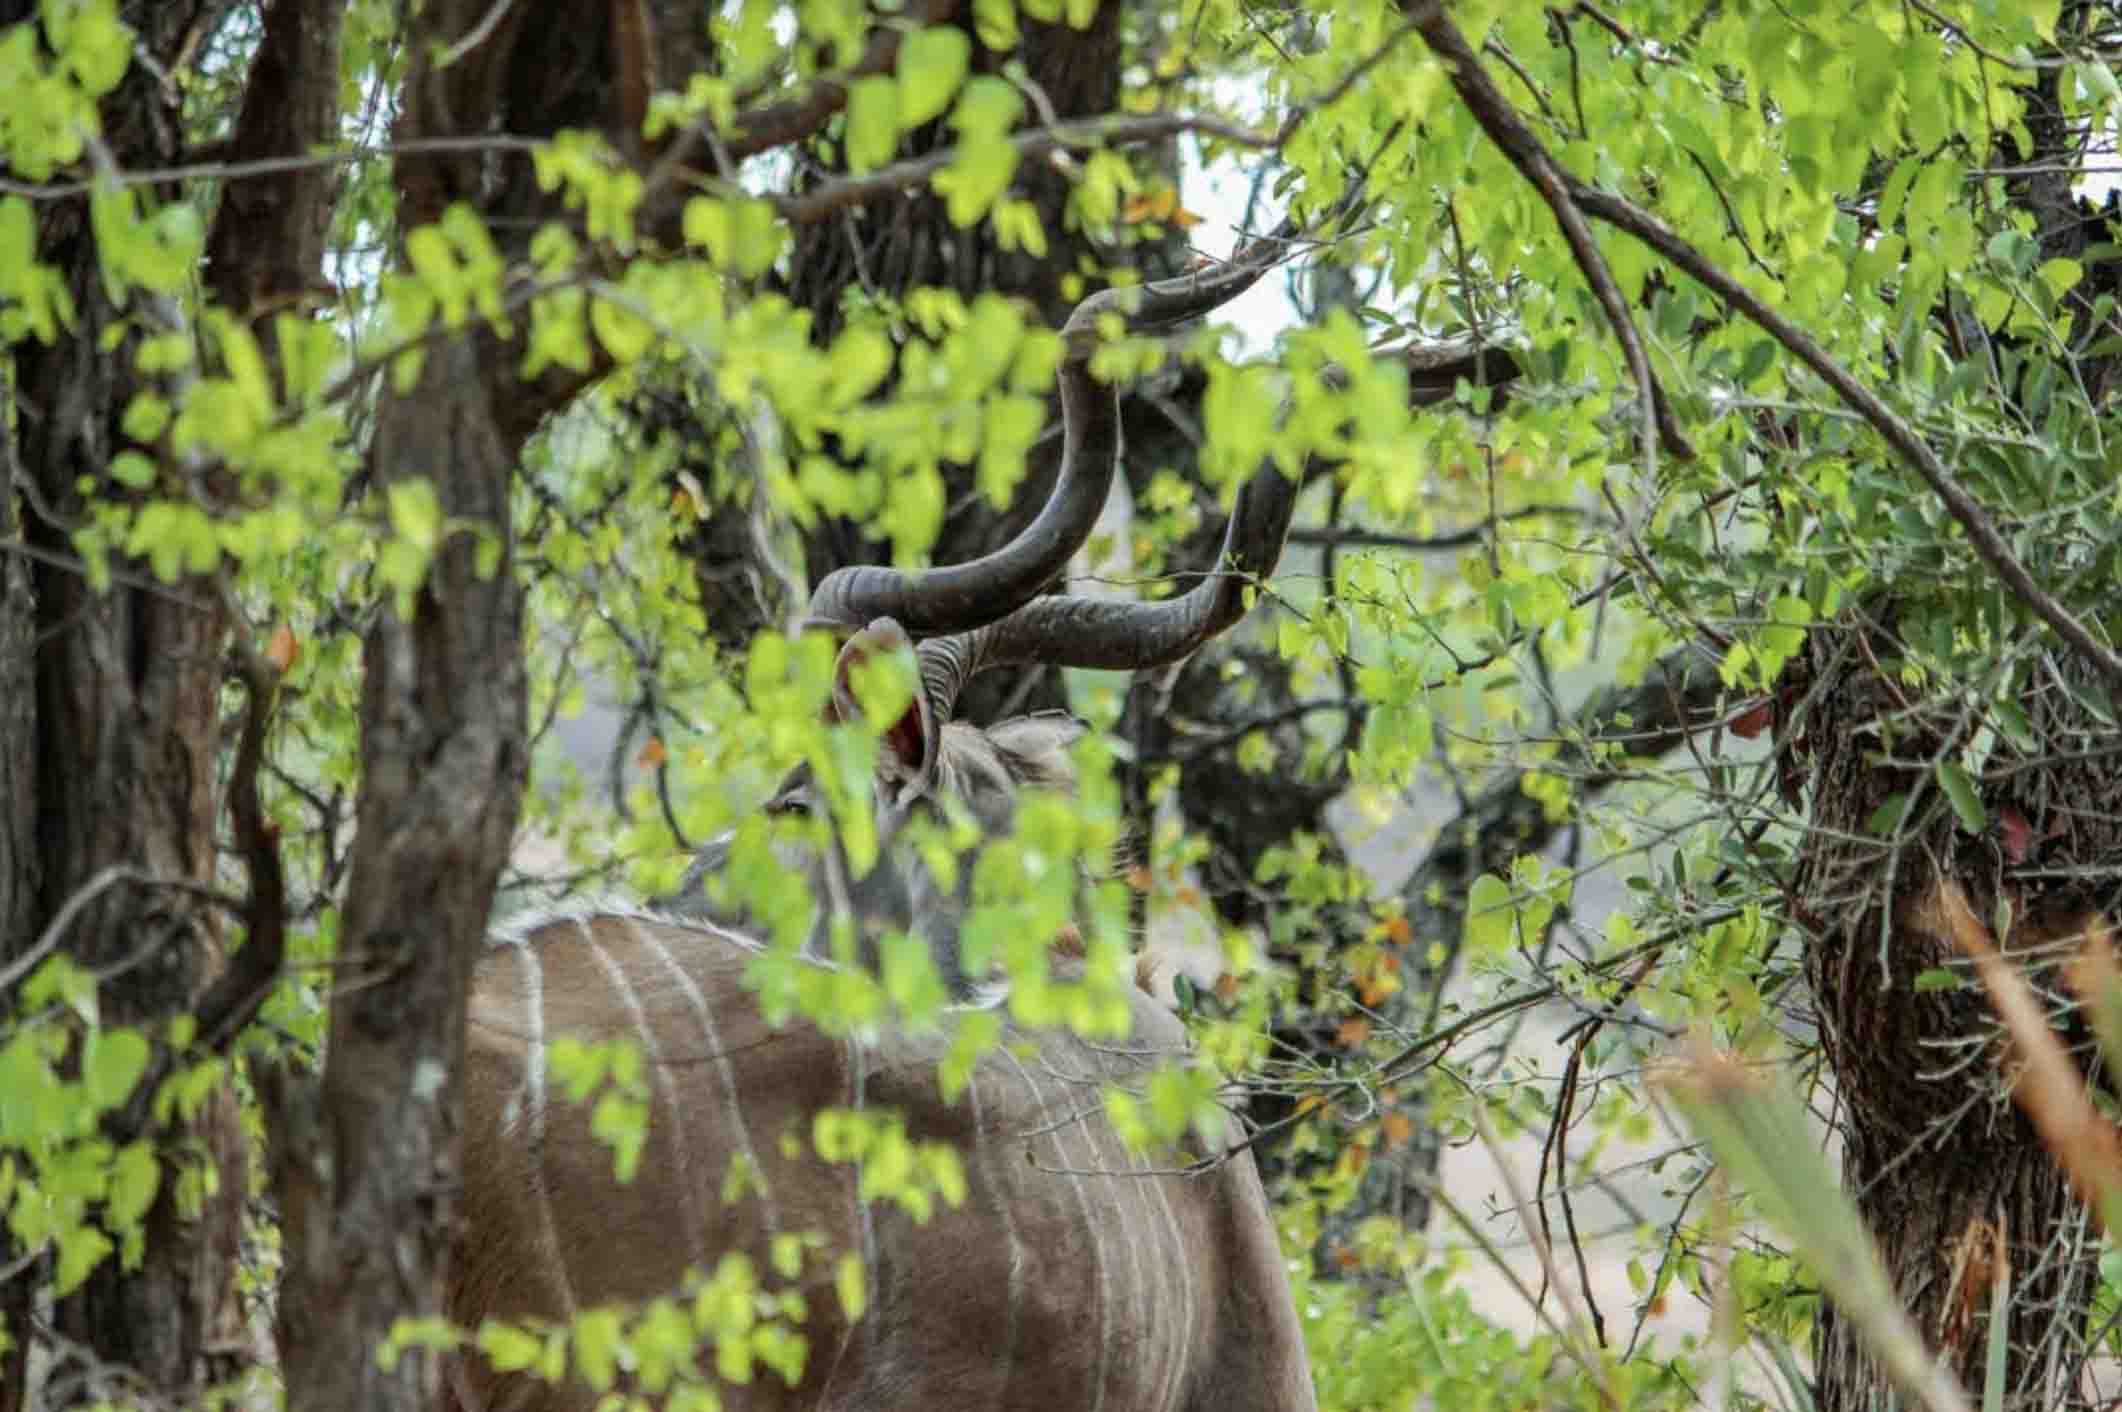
[
  {"x1": 1334, "y1": 1016, "x2": 1372, "y2": 1049},
  {"x1": 1380, "y1": 1111, "x2": 1414, "y2": 1149},
  {"x1": 264, "y1": 624, "x2": 299, "y2": 674},
  {"x1": 1213, "y1": 971, "x2": 1240, "y2": 1005},
  {"x1": 1382, "y1": 914, "x2": 1413, "y2": 946},
  {"x1": 1729, "y1": 698, "x2": 1774, "y2": 740},
  {"x1": 636, "y1": 735, "x2": 668, "y2": 770},
  {"x1": 1935, "y1": 880, "x2": 2122, "y2": 1227},
  {"x1": 1123, "y1": 187, "x2": 1178, "y2": 223}
]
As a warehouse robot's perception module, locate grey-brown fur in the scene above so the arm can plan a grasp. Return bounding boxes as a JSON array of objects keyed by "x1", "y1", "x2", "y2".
[
  {"x1": 661, "y1": 685, "x2": 1086, "y2": 998},
  {"x1": 452, "y1": 910, "x2": 1317, "y2": 1412}
]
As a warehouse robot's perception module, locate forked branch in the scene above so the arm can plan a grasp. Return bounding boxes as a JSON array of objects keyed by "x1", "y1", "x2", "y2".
[{"x1": 1409, "y1": 1, "x2": 2122, "y2": 693}]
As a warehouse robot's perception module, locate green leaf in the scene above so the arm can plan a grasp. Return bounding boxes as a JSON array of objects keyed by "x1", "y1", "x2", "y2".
[
  {"x1": 106, "y1": 1140, "x2": 159, "y2": 1231},
  {"x1": 972, "y1": 0, "x2": 1018, "y2": 49},
  {"x1": 53, "y1": 1225, "x2": 114, "y2": 1296},
  {"x1": 1464, "y1": 873, "x2": 1515, "y2": 954},
  {"x1": 1937, "y1": 761, "x2": 1986, "y2": 833},
  {"x1": 477, "y1": 1321, "x2": 545, "y2": 1374},
  {"x1": 2079, "y1": 60, "x2": 2122, "y2": 110},
  {"x1": 1865, "y1": 793, "x2": 1910, "y2": 836},
  {"x1": 898, "y1": 27, "x2": 971, "y2": 129},
  {"x1": 844, "y1": 75, "x2": 900, "y2": 175},
  {"x1": 588, "y1": 293, "x2": 654, "y2": 363},
  {"x1": 835, "y1": 1252, "x2": 868, "y2": 1320},
  {"x1": 826, "y1": 325, "x2": 896, "y2": 407},
  {"x1": 590, "y1": 1091, "x2": 648, "y2": 1183},
  {"x1": 387, "y1": 479, "x2": 443, "y2": 553},
  {"x1": 572, "y1": 1308, "x2": 624, "y2": 1390},
  {"x1": 24, "y1": 954, "x2": 97, "y2": 1023},
  {"x1": 1738, "y1": 338, "x2": 1778, "y2": 387},
  {"x1": 84, "y1": 1029, "x2": 149, "y2": 1111},
  {"x1": 56, "y1": 0, "x2": 133, "y2": 96}
]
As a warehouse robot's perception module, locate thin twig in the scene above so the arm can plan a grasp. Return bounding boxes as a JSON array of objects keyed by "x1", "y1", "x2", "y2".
[
  {"x1": 2, "y1": 868, "x2": 138, "y2": 993},
  {"x1": 777, "y1": 112, "x2": 1275, "y2": 225},
  {"x1": 1563, "y1": 180, "x2": 2122, "y2": 693},
  {"x1": 1414, "y1": 0, "x2": 2122, "y2": 694}
]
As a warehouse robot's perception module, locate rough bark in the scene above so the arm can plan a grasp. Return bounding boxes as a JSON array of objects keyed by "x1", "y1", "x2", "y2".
[
  {"x1": 0, "y1": 0, "x2": 333, "y2": 1402},
  {"x1": 0, "y1": 318, "x2": 37, "y2": 1412},
  {"x1": 273, "y1": 332, "x2": 529, "y2": 1412},
  {"x1": 1796, "y1": 609, "x2": 2119, "y2": 1411},
  {"x1": 271, "y1": 1, "x2": 656, "y2": 1405},
  {"x1": 1798, "y1": 9, "x2": 2122, "y2": 1403}
]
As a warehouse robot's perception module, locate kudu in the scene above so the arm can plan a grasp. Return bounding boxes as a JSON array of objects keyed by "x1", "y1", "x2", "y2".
[{"x1": 452, "y1": 251, "x2": 1315, "y2": 1412}]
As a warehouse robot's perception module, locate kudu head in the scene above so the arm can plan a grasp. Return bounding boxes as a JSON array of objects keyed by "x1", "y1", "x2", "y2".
[
  {"x1": 662, "y1": 618, "x2": 1087, "y2": 996},
  {"x1": 662, "y1": 247, "x2": 1306, "y2": 996}
]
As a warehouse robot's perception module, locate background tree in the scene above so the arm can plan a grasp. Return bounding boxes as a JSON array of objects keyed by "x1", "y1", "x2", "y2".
[{"x1": 4, "y1": 2, "x2": 2122, "y2": 1412}]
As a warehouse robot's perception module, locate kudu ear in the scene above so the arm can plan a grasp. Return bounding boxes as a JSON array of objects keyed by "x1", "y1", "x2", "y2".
[{"x1": 828, "y1": 618, "x2": 939, "y2": 801}]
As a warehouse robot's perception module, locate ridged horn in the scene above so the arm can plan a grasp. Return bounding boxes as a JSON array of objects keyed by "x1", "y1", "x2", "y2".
[{"x1": 802, "y1": 223, "x2": 1297, "y2": 637}]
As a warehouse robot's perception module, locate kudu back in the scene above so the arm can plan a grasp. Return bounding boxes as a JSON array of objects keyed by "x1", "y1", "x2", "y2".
[
  {"x1": 453, "y1": 253, "x2": 1317, "y2": 1411},
  {"x1": 458, "y1": 909, "x2": 1311, "y2": 1411}
]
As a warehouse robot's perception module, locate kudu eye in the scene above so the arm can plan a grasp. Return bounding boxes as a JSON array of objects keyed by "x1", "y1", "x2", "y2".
[{"x1": 768, "y1": 791, "x2": 812, "y2": 818}]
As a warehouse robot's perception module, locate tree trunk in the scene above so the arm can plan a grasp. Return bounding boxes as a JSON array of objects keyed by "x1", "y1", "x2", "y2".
[
  {"x1": 272, "y1": 332, "x2": 529, "y2": 1411},
  {"x1": 1798, "y1": 610, "x2": 2116, "y2": 1410},
  {"x1": 1817, "y1": 1114, "x2": 2090, "y2": 1408},
  {"x1": 0, "y1": 0, "x2": 334, "y2": 1400},
  {"x1": 271, "y1": 1, "x2": 653, "y2": 1404},
  {"x1": 0, "y1": 311, "x2": 39, "y2": 1412}
]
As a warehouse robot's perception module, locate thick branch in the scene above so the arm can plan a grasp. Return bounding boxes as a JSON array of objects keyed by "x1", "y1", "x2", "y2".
[
  {"x1": 1412, "y1": 1, "x2": 2122, "y2": 694},
  {"x1": 202, "y1": 0, "x2": 345, "y2": 316},
  {"x1": 1287, "y1": 504, "x2": 1598, "y2": 553},
  {"x1": 273, "y1": 5, "x2": 536, "y2": 1411},
  {"x1": 190, "y1": 621, "x2": 286, "y2": 1055},
  {"x1": 778, "y1": 112, "x2": 1275, "y2": 225}
]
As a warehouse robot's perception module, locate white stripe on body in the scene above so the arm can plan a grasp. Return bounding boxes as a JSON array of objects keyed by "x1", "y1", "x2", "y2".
[
  {"x1": 812, "y1": 1036, "x2": 875, "y2": 1407},
  {"x1": 1068, "y1": 1074, "x2": 1151, "y2": 1412},
  {"x1": 626, "y1": 916, "x2": 784, "y2": 1237},
  {"x1": 1085, "y1": 1047, "x2": 1198, "y2": 1412},
  {"x1": 998, "y1": 1045, "x2": 1111, "y2": 1412},
  {"x1": 510, "y1": 941, "x2": 579, "y2": 1319},
  {"x1": 966, "y1": 1068, "x2": 1025, "y2": 1404},
  {"x1": 576, "y1": 918, "x2": 712, "y2": 1271},
  {"x1": 1141, "y1": 1128, "x2": 1198, "y2": 1410}
]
